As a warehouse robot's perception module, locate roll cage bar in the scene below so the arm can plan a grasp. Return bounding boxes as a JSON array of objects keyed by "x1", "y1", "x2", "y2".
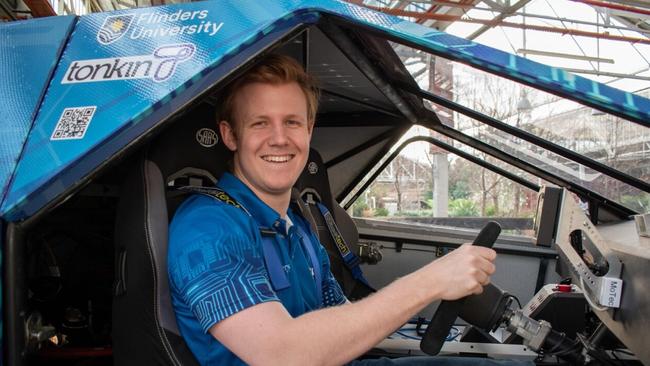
[{"x1": 313, "y1": 17, "x2": 645, "y2": 222}]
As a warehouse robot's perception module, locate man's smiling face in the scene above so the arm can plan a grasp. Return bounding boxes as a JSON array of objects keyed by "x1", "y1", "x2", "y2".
[{"x1": 220, "y1": 82, "x2": 312, "y2": 205}]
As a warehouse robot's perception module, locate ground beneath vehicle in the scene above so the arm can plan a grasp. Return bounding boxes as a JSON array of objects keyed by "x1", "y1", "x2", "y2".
[{"x1": 1, "y1": 0, "x2": 649, "y2": 365}]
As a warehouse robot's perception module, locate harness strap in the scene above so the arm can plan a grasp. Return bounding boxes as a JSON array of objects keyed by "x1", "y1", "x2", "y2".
[
  {"x1": 260, "y1": 228, "x2": 291, "y2": 291},
  {"x1": 315, "y1": 202, "x2": 374, "y2": 289},
  {"x1": 292, "y1": 224, "x2": 323, "y2": 305}
]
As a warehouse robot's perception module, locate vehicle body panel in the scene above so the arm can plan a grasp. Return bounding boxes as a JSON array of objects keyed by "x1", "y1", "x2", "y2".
[
  {"x1": 0, "y1": 15, "x2": 75, "y2": 205},
  {"x1": 1, "y1": 0, "x2": 648, "y2": 221}
]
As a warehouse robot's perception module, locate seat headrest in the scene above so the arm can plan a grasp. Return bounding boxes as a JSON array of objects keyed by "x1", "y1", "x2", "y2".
[
  {"x1": 295, "y1": 149, "x2": 335, "y2": 210},
  {"x1": 147, "y1": 103, "x2": 231, "y2": 185}
]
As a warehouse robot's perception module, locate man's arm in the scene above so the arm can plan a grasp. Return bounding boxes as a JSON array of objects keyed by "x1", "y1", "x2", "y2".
[{"x1": 210, "y1": 244, "x2": 496, "y2": 366}]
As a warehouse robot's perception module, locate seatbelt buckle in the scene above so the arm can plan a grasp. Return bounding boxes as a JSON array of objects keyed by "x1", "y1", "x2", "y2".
[{"x1": 343, "y1": 253, "x2": 361, "y2": 268}]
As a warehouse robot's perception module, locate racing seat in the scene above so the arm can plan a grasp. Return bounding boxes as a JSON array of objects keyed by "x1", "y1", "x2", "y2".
[
  {"x1": 112, "y1": 103, "x2": 372, "y2": 365},
  {"x1": 113, "y1": 103, "x2": 228, "y2": 365},
  {"x1": 294, "y1": 149, "x2": 375, "y2": 301}
]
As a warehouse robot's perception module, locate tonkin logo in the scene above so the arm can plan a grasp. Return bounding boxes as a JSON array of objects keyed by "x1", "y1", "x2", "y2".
[
  {"x1": 97, "y1": 15, "x2": 134, "y2": 45},
  {"x1": 62, "y1": 43, "x2": 195, "y2": 84}
]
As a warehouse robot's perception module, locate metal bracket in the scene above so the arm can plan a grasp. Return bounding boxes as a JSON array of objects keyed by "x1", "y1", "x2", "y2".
[{"x1": 551, "y1": 187, "x2": 624, "y2": 309}]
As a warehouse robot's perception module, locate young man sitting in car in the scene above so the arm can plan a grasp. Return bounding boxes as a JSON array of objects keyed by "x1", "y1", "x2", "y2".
[{"x1": 168, "y1": 54, "x2": 532, "y2": 366}]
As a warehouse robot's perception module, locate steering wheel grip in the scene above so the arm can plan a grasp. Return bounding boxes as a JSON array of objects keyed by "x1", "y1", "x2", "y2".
[{"x1": 419, "y1": 221, "x2": 502, "y2": 355}]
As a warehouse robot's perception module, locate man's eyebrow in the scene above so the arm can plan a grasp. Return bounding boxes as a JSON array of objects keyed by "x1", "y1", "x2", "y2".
[
  {"x1": 285, "y1": 114, "x2": 306, "y2": 120},
  {"x1": 240, "y1": 113, "x2": 268, "y2": 121},
  {"x1": 244, "y1": 113, "x2": 306, "y2": 121}
]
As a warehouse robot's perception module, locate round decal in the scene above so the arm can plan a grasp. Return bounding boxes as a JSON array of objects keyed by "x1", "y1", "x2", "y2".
[
  {"x1": 196, "y1": 128, "x2": 218, "y2": 147},
  {"x1": 308, "y1": 161, "x2": 318, "y2": 175}
]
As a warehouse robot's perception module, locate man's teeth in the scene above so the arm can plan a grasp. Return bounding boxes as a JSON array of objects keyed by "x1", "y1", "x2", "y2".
[{"x1": 262, "y1": 155, "x2": 293, "y2": 163}]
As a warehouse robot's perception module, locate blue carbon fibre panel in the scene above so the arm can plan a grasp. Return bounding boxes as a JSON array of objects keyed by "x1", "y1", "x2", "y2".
[
  {"x1": 1, "y1": 0, "x2": 320, "y2": 220},
  {"x1": 1, "y1": 0, "x2": 648, "y2": 220},
  {"x1": 0, "y1": 16, "x2": 75, "y2": 210},
  {"x1": 0, "y1": 219, "x2": 3, "y2": 362}
]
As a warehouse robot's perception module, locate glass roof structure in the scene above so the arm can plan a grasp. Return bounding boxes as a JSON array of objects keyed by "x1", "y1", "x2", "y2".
[
  {"x1": 356, "y1": 0, "x2": 650, "y2": 93},
  {"x1": 342, "y1": 0, "x2": 650, "y2": 214}
]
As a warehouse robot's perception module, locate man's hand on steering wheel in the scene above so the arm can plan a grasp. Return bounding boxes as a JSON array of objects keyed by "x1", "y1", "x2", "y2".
[
  {"x1": 421, "y1": 244, "x2": 496, "y2": 301},
  {"x1": 419, "y1": 222, "x2": 502, "y2": 355}
]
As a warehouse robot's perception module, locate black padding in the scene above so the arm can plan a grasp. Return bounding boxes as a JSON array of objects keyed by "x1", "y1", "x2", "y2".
[
  {"x1": 166, "y1": 330, "x2": 201, "y2": 366},
  {"x1": 295, "y1": 150, "x2": 334, "y2": 211},
  {"x1": 114, "y1": 156, "x2": 197, "y2": 366},
  {"x1": 149, "y1": 102, "x2": 231, "y2": 218},
  {"x1": 294, "y1": 149, "x2": 374, "y2": 300},
  {"x1": 114, "y1": 102, "x2": 227, "y2": 365},
  {"x1": 149, "y1": 103, "x2": 230, "y2": 181}
]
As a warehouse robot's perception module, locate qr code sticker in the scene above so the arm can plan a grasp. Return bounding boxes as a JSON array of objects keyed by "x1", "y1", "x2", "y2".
[{"x1": 50, "y1": 106, "x2": 97, "y2": 141}]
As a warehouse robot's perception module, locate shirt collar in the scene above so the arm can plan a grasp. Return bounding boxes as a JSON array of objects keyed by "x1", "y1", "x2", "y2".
[{"x1": 217, "y1": 172, "x2": 291, "y2": 231}]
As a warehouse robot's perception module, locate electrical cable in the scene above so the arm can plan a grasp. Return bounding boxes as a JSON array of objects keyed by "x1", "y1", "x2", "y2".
[
  {"x1": 396, "y1": 331, "x2": 422, "y2": 341},
  {"x1": 546, "y1": 339, "x2": 581, "y2": 358},
  {"x1": 507, "y1": 294, "x2": 523, "y2": 309},
  {"x1": 532, "y1": 328, "x2": 585, "y2": 365},
  {"x1": 398, "y1": 326, "x2": 459, "y2": 341},
  {"x1": 446, "y1": 327, "x2": 460, "y2": 341},
  {"x1": 576, "y1": 333, "x2": 619, "y2": 366},
  {"x1": 543, "y1": 332, "x2": 568, "y2": 355}
]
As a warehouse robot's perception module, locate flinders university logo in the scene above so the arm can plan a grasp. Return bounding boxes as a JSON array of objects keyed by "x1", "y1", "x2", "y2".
[{"x1": 97, "y1": 14, "x2": 134, "y2": 45}]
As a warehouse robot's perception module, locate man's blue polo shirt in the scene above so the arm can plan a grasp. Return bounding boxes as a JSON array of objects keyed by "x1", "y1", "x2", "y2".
[{"x1": 168, "y1": 172, "x2": 347, "y2": 365}]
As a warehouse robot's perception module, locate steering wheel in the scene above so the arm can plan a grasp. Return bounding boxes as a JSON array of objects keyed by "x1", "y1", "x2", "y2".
[{"x1": 420, "y1": 221, "x2": 502, "y2": 355}]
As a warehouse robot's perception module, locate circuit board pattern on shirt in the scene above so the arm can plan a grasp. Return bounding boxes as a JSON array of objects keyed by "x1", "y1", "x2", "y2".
[
  {"x1": 170, "y1": 230, "x2": 279, "y2": 332},
  {"x1": 50, "y1": 106, "x2": 96, "y2": 140},
  {"x1": 322, "y1": 274, "x2": 347, "y2": 307}
]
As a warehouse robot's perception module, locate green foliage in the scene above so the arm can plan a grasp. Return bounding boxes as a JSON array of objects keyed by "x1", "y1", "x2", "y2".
[
  {"x1": 449, "y1": 198, "x2": 479, "y2": 217},
  {"x1": 485, "y1": 205, "x2": 496, "y2": 217},
  {"x1": 374, "y1": 207, "x2": 389, "y2": 216},
  {"x1": 352, "y1": 199, "x2": 368, "y2": 217},
  {"x1": 449, "y1": 180, "x2": 471, "y2": 200},
  {"x1": 424, "y1": 199, "x2": 433, "y2": 209}
]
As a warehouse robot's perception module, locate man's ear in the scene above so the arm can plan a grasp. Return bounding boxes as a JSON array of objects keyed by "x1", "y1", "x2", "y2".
[
  {"x1": 219, "y1": 120, "x2": 238, "y2": 152},
  {"x1": 307, "y1": 120, "x2": 314, "y2": 137}
]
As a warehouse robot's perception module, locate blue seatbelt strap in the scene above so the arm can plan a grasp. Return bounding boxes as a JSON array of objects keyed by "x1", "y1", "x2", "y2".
[
  {"x1": 292, "y1": 224, "x2": 323, "y2": 305},
  {"x1": 259, "y1": 228, "x2": 291, "y2": 292},
  {"x1": 316, "y1": 202, "x2": 373, "y2": 289}
]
